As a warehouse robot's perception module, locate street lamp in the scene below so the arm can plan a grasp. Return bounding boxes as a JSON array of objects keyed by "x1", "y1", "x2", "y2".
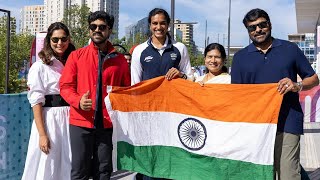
[
  {"x1": 170, "y1": 0, "x2": 175, "y2": 38},
  {"x1": 0, "y1": 9, "x2": 11, "y2": 94},
  {"x1": 227, "y1": 0, "x2": 231, "y2": 61}
]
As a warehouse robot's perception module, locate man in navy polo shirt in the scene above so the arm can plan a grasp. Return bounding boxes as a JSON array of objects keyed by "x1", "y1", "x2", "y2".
[{"x1": 231, "y1": 8, "x2": 319, "y2": 180}]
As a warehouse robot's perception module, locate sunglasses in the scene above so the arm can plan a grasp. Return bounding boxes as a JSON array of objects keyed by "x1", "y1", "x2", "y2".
[
  {"x1": 246, "y1": 21, "x2": 269, "y2": 32},
  {"x1": 51, "y1": 36, "x2": 69, "y2": 43},
  {"x1": 89, "y1": 24, "x2": 108, "y2": 31}
]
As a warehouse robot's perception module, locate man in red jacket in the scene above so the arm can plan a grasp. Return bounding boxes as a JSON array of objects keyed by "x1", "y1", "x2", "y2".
[{"x1": 60, "y1": 11, "x2": 130, "y2": 180}]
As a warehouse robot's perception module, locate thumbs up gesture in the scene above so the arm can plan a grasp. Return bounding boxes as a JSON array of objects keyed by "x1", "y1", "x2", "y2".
[{"x1": 80, "y1": 90, "x2": 92, "y2": 111}]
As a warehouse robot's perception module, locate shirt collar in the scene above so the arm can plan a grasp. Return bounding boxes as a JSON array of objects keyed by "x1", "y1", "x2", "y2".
[
  {"x1": 247, "y1": 37, "x2": 282, "y2": 52},
  {"x1": 148, "y1": 35, "x2": 172, "y2": 50}
]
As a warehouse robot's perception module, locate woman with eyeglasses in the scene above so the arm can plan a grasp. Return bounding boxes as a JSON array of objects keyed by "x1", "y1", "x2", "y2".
[
  {"x1": 195, "y1": 43, "x2": 231, "y2": 86},
  {"x1": 22, "y1": 22, "x2": 75, "y2": 180}
]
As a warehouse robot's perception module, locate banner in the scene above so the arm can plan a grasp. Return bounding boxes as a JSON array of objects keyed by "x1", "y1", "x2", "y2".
[
  {"x1": 106, "y1": 77, "x2": 283, "y2": 180},
  {"x1": 299, "y1": 85, "x2": 320, "y2": 122},
  {"x1": 0, "y1": 93, "x2": 33, "y2": 180}
]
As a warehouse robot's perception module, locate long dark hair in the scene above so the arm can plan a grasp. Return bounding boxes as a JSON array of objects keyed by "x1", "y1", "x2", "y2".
[
  {"x1": 148, "y1": 8, "x2": 172, "y2": 39},
  {"x1": 204, "y1": 43, "x2": 228, "y2": 73},
  {"x1": 38, "y1": 22, "x2": 75, "y2": 65}
]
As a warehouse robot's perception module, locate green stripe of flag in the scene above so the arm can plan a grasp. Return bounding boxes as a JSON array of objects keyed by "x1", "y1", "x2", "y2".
[{"x1": 117, "y1": 141, "x2": 273, "y2": 180}]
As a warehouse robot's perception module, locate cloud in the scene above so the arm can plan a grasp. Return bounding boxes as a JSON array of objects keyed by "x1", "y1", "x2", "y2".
[
  {"x1": 4, "y1": 0, "x2": 297, "y2": 48},
  {"x1": 119, "y1": 13, "x2": 139, "y2": 38},
  {"x1": 173, "y1": 0, "x2": 296, "y2": 47}
]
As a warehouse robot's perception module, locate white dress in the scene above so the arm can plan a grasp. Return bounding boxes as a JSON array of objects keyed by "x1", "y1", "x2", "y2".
[{"x1": 22, "y1": 58, "x2": 71, "y2": 180}]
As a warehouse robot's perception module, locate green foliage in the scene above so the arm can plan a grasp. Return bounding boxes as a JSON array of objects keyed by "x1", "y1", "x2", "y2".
[
  {"x1": 62, "y1": 5, "x2": 91, "y2": 48},
  {"x1": 225, "y1": 56, "x2": 233, "y2": 70},
  {"x1": 0, "y1": 28, "x2": 34, "y2": 93},
  {"x1": 112, "y1": 32, "x2": 148, "y2": 54},
  {"x1": 185, "y1": 43, "x2": 203, "y2": 67}
]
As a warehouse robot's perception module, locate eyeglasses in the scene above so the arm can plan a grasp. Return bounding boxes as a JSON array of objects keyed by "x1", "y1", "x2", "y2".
[
  {"x1": 246, "y1": 21, "x2": 269, "y2": 32},
  {"x1": 89, "y1": 24, "x2": 108, "y2": 31},
  {"x1": 50, "y1": 36, "x2": 69, "y2": 43}
]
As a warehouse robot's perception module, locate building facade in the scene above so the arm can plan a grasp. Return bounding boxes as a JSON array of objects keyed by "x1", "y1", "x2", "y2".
[
  {"x1": 295, "y1": 0, "x2": 320, "y2": 74},
  {"x1": 125, "y1": 17, "x2": 149, "y2": 43},
  {"x1": 125, "y1": 17, "x2": 183, "y2": 45},
  {"x1": 174, "y1": 19, "x2": 195, "y2": 47},
  {"x1": 288, "y1": 33, "x2": 315, "y2": 63},
  {"x1": 0, "y1": 15, "x2": 17, "y2": 34},
  {"x1": 44, "y1": 0, "x2": 119, "y2": 38},
  {"x1": 19, "y1": 5, "x2": 45, "y2": 35}
]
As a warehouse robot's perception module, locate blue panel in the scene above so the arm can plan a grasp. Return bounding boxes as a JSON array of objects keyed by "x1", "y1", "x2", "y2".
[{"x1": 0, "y1": 93, "x2": 32, "y2": 180}]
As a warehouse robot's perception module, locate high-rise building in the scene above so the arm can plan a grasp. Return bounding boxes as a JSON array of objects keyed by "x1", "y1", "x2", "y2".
[
  {"x1": 0, "y1": 15, "x2": 17, "y2": 34},
  {"x1": 44, "y1": 0, "x2": 119, "y2": 38},
  {"x1": 174, "y1": 19, "x2": 195, "y2": 47},
  {"x1": 19, "y1": 5, "x2": 45, "y2": 35},
  {"x1": 125, "y1": 17, "x2": 149, "y2": 43}
]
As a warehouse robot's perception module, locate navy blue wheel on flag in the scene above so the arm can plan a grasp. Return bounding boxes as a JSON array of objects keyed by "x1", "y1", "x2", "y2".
[{"x1": 178, "y1": 117, "x2": 207, "y2": 151}]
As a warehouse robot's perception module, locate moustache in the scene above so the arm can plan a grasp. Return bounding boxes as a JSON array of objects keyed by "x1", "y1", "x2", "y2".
[
  {"x1": 254, "y1": 32, "x2": 266, "y2": 37},
  {"x1": 93, "y1": 32, "x2": 103, "y2": 36}
]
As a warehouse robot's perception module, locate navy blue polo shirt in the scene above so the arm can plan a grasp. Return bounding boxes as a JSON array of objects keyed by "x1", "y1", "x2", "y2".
[{"x1": 231, "y1": 38, "x2": 315, "y2": 134}]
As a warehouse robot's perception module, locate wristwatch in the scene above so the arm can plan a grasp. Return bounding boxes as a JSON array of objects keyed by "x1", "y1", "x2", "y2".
[
  {"x1": 296, "y1": 81, "x2": 303, "y2": 92},
  {"x1": 181, "y1": 73, "x2": 187, "y2": 79}
]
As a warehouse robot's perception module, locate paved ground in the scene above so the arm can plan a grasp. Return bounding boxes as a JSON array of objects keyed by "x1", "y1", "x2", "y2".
[
  {"x1": 301, "y1": 122, "x2": 320, "y2": 179},
  {"x1": 111, "y1": 170, "x2": 136, "y2": 180},
  {"x1": 111, "y1": 122, "x2": 320, "y2": 180}
]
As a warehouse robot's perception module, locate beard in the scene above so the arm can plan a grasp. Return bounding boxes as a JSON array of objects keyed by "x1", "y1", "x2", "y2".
[
  {"x1": 250, "y1": 30, "x2": 272, "y2": 45},
  {"x1": 90, "y1": 32, "x2": 108, "y2": 45}
]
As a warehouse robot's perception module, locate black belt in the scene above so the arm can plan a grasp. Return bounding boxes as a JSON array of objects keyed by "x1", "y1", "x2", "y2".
[{"x1": 43, "y1": 94, "x2": 69, "y2": 107}]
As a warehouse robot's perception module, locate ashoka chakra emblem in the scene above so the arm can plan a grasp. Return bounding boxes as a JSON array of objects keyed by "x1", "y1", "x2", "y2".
[{"x1": 178, "y1": 118, "x2": 207, "y2": 151}]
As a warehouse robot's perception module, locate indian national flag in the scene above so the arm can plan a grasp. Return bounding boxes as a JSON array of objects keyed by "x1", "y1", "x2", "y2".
[{"x1": 105, "y1": 77, "x2": 283, "y2": 180}]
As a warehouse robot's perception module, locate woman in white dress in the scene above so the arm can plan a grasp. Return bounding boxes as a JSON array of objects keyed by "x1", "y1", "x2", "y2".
[
  {"x1": 22, "y1": 22, "x2": 75, "y2": 180},
  {"x1": 195, "y1": 43, "x2": 231, "y2": 85}
]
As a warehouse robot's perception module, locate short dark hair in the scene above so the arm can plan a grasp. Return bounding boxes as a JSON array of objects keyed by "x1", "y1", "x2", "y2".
[
  {"x1": 88, "y1": 11, "x2": 114, "y2": 29},
  {"x1": 148, "y1": 8, "x2": 171, "y2": 25},
  {"x1": 242, "y1": 8, "x2": 270, "y2": 27}
]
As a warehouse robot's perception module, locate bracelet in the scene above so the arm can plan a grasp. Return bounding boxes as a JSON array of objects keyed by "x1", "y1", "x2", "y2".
[{"x1": 297, "y1": 81, "x2": 303, "y2": 92}]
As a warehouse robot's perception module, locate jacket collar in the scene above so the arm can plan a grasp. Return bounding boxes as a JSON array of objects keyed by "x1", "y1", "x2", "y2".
[
  {"x1": 147, "y1": 35, "x2": 173, "y2": 50},
  {"x1": 89, "y1": 40, "x2": 116, "y2": 54}
]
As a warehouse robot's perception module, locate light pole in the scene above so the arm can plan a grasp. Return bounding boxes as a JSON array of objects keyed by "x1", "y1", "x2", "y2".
[
  {"x1": 170, "y1": 0, "x2": 175, "y2": 38},
  {"x1": 0, "y1": 9, "x2": 11, "y2": 94},
  {"x1": 227, "y1": 0, "x2": 231, "y2": 61},
  {"x1": 205, "y1": 20, "x2": 207, "y2": 48}
]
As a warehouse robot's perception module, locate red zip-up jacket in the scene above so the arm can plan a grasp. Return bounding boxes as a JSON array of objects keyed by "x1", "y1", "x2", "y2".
[{"x1": 59, "y1": 41, "x2": 130, "y2": 128}]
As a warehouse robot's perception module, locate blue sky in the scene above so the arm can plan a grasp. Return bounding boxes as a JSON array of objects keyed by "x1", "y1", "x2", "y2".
[{"x1": 1, "y1": 0, "x2": 297, "y2": 48}]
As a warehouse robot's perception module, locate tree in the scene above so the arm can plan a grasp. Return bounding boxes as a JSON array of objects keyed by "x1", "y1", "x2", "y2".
[
  {"x1": 185, "y1": 43, "x2": 203, "y2": 67},
  {"x1": 112, "y1": 32, "x2": 149, "y2": 54},
  {"x1": 0, "y1": 27, "x2": 34, "y2": 93},
  {"x1": 63, "y1": 5, "x2": 91, "y2": 48}
]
